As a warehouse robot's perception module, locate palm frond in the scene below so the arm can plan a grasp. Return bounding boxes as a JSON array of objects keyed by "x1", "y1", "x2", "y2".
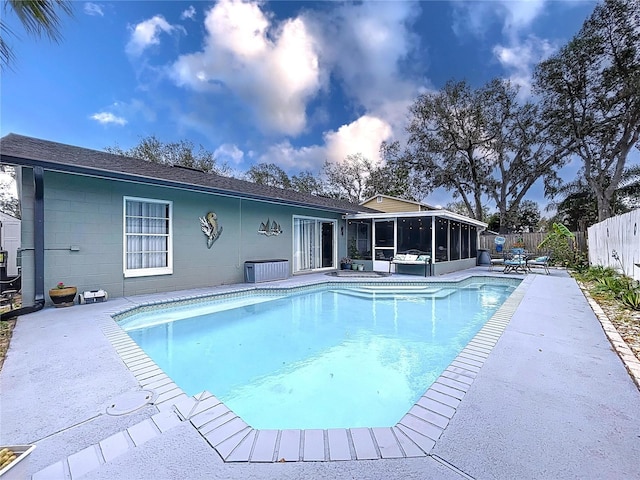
[{"x1": 7, "y1": 0, "x2": 73, "y2": 41}]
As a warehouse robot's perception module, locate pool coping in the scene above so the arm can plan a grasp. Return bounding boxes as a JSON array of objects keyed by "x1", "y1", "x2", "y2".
[{"x1": 101, "y1": 274, "x2": 532, "y2": 463}]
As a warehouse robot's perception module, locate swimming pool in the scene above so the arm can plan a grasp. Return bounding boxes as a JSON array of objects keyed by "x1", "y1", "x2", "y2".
[{"x1": 121, "y1": 281, "x2": 516, "y2": 430}]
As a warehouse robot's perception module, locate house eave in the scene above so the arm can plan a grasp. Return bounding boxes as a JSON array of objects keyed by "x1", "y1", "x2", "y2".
[{"x1": 1, "y1": 153, "x2": 364, "y2": 215}]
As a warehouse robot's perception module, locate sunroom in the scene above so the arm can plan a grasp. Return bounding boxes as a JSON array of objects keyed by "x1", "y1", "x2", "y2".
[{"x1": 344, "y1": 210, "x2": 487, "y2": 276}]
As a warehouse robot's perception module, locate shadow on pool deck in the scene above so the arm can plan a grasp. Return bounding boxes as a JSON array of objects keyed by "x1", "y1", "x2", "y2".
[{"x1": 1, "y1": 267, "x2": 639, "y2": 479}]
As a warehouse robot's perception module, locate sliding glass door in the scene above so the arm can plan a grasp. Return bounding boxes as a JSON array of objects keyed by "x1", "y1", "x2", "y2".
[{"x1": 293, "y1": 216, "x2": 336, "y2": 273}]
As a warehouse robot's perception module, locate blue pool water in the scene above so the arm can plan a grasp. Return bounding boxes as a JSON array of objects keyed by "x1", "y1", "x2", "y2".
[{"x1": 122, "y1": 283, "x2": 514, "y2": 429}]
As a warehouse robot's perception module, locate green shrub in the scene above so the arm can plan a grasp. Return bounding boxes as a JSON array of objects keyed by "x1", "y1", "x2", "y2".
[
  {"x1": 538, "y1": 223, "x2": 577, "y2": 267},
  {"x1": 619, "y1": 289, "x2": 640, "y2": 311},
  {"x1": 578, "y1": 262, "x2": 640, "y2": 312},
  {"x1": 594, "y1": 276, "x2": 628, "y2": 296},
  {"x1": 569, "y1": 251, "x2": 590, "y2": 273},
  {"x1": 578, "y1": 265, "x2": 619, "y2": 282}
]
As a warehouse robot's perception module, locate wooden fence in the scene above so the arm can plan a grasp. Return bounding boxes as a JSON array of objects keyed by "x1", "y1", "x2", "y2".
[
  {"x1": 479, "y1": 231, "x2": 587, "y2": 255},
  {"x1": 588, "y1": 209, "x2": 640, "y2": 281}
]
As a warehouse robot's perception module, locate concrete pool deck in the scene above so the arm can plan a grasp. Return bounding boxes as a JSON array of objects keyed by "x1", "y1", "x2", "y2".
[{"x1": 1, "y1": 268, "x2": 640, "y2": 479}]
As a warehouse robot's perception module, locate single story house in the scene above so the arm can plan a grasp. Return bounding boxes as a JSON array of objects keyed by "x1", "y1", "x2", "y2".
[
  {"x1": 0, "y1": 210, "x2": 21, "y2": 276},
  {"x1": 0, "y1": 134, "x2": 487, "y2": 316},
  {"x1": 0, "y1": 134, "x2": 378, "y2": 313}
]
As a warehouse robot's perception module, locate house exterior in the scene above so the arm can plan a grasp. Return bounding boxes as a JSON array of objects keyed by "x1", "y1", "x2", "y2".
[
  {"x1": 0, "y1": 134, "x2": 376, "y2": 308},
  {"x1": 0, "y1": 134, "x2": 489, "y2": 314},
  {"x1": 360, "y1": 194, "x2": 436, "y2": 213},
  {"x1": 0, "y1": 211, "x2": 21, "y2": 276}
]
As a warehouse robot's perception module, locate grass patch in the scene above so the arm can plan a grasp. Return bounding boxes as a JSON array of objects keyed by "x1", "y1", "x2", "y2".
[{"x1": 0, "y1": 318, "x2": 16, "y2": 371}]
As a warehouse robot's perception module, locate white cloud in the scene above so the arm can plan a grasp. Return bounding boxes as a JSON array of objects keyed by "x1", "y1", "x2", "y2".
[
  {"x1": 451, "y1": 0, "x2": 583, "y2": 99},
  {"x1": 83, "y1": 2, "x2": 104, "y2": 17},
  {"x1": 324, "y1": 115, "x2": 393, "y2": 166},
  {"x1": 167, "y1": 0, "x2": 421, "y2": 163},
  {"x1": 214, "y1": 143, "x2": 244, "y2": 165},
  {"x1": 259, "y1": 141, "x2": 325, "y2": 171},
  {"x1": 126, "y1": 15, "x2": 177, "y2": 57},
  {"x1": 493, "y1": 35, "x2": 556, "y2": 97},
  {"x1": 306, "y1": 1, "x2": 421, "y2": 116},
  {"x1": 181, "y1": 6, "x2": 196, "y2": 20},
  {"x1": 501, "y1": 0, "x2": 546, "y2": 32},
  {"x1": 170, "y1": 0, "x2": 321, "y2": 136},
  {"x1": 90, "y1": 112, "x2": 127, "y2": 126},
  {"x1": 452, "y1": 0, "x2": 547, "y2": 39},
  {"x1": 258, "y1": 114, "x2": 394, "y2": 172}
]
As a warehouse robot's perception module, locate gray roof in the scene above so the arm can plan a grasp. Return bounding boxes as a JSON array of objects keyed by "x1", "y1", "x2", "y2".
[{"x1": 0, "y1": 134, "x2": 377, "y2": 214}]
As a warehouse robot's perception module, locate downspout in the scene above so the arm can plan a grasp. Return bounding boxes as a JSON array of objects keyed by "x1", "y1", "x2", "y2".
[{"x1": 2, "y1": 166, "x2": 45, "y2": 320}]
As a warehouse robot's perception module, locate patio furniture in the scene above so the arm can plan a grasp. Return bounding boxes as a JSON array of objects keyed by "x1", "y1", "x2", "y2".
[
  {"x1": 489, "y1": 255, "x2": 505, "y2": 271},
  {"x1": 502, "y1": 248, "x2": 528, "y2": 274},
  {"x1": 389, "y1": 249, "x2": 431, "y2": 276},
  {"x1": 527, "y1": 254, "x2": 551, "y2": 274}
]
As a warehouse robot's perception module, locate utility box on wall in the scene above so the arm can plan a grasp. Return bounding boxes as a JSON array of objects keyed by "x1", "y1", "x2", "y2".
[{"x1": 244, "y1": 260, "x2": 289, "y2": 283}]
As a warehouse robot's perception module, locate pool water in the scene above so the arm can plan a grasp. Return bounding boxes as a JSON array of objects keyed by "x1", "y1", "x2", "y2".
[{"x1": 123, "y1": 284, "x2": 514, "y2": 429}]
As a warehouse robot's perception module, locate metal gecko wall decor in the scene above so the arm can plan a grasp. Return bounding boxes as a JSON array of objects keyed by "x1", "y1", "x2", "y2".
[
  {"x1": 258, "y1": 218, "x2": 282, "y2": 237},
  {"x1": 199, "y1": 212, "x2": 223, "y2": 248}
]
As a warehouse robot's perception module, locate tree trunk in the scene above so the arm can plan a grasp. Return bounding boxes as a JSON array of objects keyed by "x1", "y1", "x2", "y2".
[{"x1": 596, "y1": 194, "x2": 613, "y2": 222}]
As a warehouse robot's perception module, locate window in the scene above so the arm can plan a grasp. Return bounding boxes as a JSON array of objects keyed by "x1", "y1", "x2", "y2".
[
  {"x1": 461, "y1": 224, "x2": 470, "y2": 258},
  {"x1": 396, "y1": 217, "x2": 431, "y2": 254},
  {"x1": 435, "y1": 217, "x2": 448, "y2": 262},
  {"x1": 347, "y1": 220, "x2": 372, "y2": 260},
  {"x1": 124, "y1": 197, "x2": 172, "y2": 277},
  {"x1": 450, "y1": 221, "x2": 461, "y2": 260},
  {"x1": 470, "y1": 226, "x2": 477, "y2": 258}
]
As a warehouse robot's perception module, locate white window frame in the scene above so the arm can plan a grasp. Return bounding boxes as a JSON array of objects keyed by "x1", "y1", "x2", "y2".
[
  {"x1": 292, "y1": 215, "x2": 337, "y2": 273},
  {"x1": 123, "y1": 196, "x2": 173, "y2": 278}
]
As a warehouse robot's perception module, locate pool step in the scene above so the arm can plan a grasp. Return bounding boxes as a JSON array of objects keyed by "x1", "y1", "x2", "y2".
[
  {"x1": 121, "y1": 296, "x2": 285, "y2": 331},
  {"x1": 334, "y1": 288, "x2": 457, "y2": 301}
]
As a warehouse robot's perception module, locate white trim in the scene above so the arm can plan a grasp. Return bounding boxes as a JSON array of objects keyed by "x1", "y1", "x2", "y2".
[
  {"x1": 123, "y1": 196, "x2": 173, "y2": 278},
  {"x1": 360, "y1": 193, "x2": 436, "y2": 210},
  {"x1": 346, "y1": 209, "x2": 487, "y2": 228},
  {"x1": 292, "y1": 215, "x2": 337, "y2": 273}
]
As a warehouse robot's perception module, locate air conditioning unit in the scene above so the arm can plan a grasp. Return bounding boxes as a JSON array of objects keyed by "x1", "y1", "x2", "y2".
[{"x1": 79, "y1": 289, "x2": 108, "y2": 304}]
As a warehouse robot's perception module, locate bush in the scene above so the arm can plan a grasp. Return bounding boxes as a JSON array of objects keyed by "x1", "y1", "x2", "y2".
[
  {"x1": 620, "y1": 289, "x2": 640, "y2": 311},
  {"x1": 579, "y1": 265, "x2": 619, "y2": 282},
  {"x1": 579, "y1": 265, "x2": 640, "y2": 311},
  {"x1": 538, "y1": 223, "x2": 578, "y2": 267}
]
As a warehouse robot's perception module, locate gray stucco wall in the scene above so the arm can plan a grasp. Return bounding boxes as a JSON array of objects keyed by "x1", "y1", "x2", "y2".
[
  {"x1": 432, "y1": 258, "x2": 477, "y2": 276},
  {"x1": 20, "y1": 169, "x2": 347, "y2": 304}
]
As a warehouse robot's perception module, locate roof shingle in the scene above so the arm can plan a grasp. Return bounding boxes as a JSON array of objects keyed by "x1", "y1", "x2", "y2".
[{"x1": 0, "y1": 134, "x2": 376, "y2": 214}]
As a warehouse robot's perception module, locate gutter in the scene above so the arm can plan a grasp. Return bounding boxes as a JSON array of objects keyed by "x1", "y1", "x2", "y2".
[{"x1": 1, "y1": 166, "x2": 45, "y2": 320}]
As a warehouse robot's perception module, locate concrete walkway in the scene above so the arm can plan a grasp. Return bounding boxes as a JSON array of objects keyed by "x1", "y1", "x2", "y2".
[{"x1": 1, "y1": 268, "x2": 639, "y2": 479}]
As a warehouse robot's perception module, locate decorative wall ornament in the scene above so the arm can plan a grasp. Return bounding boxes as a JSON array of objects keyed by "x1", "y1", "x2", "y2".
[
  {"x1": 200, "y1": 212, "x2": 223, "y2": 248},
  {"x1": 258, "y1": 218, "x2": 283, "y2": 237}
]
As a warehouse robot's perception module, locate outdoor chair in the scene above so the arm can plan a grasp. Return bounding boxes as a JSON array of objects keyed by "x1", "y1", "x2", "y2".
[
  {"x1": 489, "y1": 255, "x2": 505, "y2": 271},
  {"x1": 527, "y1": 254, "x2": 551, "y2": 275},
  {"x1": 502, "y1": 248, "x2": 528, "y2": 274}
]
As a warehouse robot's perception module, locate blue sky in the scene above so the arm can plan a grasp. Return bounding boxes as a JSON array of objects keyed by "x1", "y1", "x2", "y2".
[{"x1": 1, "y1": 0, "x2": 609, "y2": 208}]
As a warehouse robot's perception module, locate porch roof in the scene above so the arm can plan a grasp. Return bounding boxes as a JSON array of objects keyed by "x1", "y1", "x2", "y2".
[{"x1": 345, "y1": 209, "x2": 488, "y2": 229}]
